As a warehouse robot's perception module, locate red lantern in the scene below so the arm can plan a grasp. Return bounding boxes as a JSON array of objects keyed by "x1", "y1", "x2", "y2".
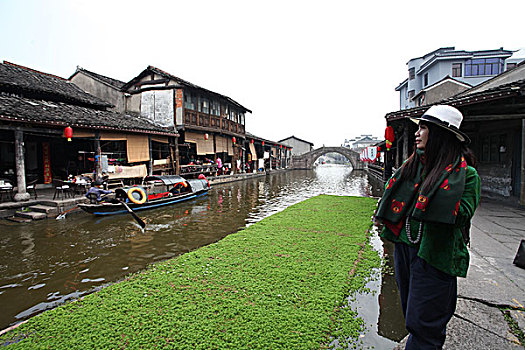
[
  {"x1": 251, "y1": 139, "x2": 254, "y2": 144},
  {"x1": 385, "y1": 126, "x2": 395, "y2": 151},
  {"x1": 64, "y1": 126, "x2": 73, "y2": 141},
  {"x1": 280, "y1": 145, "x2": 282, "y2": 148},
  {"x1": 232, "y1": 137, "x2": 236, "y2": 144},
  {"x1": 204, "y1": 133, "x2": 209, "y2": 140},
  {"x1": 262, "y1": 141, "x2": 265, "y2": 146},
  {"x1": 377, "y1": 146, "x2": 381, "y2": 152}
]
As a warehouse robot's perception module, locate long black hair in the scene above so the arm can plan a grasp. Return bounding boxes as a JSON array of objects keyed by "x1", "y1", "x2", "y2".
[{"x1": 400, "y1": 121, "x2": 476, "y2": 194}]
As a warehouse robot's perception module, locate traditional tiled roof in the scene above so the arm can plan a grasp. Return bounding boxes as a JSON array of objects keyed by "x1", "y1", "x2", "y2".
[
  {"x1": 123, "y1": 65, "x2": 252, "y2": 113},
  {"x1": 278, "y1": 135, "x2": 314, "y2": 146},
  {"x1": 69, "y1": 67, "x2": 126, "y2": 90},
  {"x1": 246, "y1": 132, "x2": 290, "y2": 147},
  {"x1": 386, "y1": 78, "x2": 525, "y2": 121},
  {"x1": 0, "y1": 61, "x2": 112, "y2": 108},
  {"x1": 0, "y1": 94, "x2": 178, "y2": 136}
]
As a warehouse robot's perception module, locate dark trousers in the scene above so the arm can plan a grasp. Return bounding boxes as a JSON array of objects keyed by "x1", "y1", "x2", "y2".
[{"x1": 394, "y1": 243, "x2": 457, "y2": 350}]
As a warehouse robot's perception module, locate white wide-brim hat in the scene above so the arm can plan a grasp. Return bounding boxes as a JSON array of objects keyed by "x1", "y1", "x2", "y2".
[{"x1": 410, "y1": 105, "x2": 470, "y2": 144}]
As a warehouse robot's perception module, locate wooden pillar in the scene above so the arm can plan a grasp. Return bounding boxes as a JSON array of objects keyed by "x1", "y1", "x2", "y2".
[
  {"x1": 232, "y1": 138, "x2": 237, "y2": 174},
  {"x1": 14, "y1": 129, "x2": 29, "y2": 201},
  {"x1": 242, "y1": 140, "x2": 246, "y2": 173},
  {"x1": 174, "y1": 136, "x2": 180, "y2": 175},
  {"x1": 403, "y1": 126, "x2": 409, "y2": 161},
  {"x1": 148, "y1": 135, "x2": 153, "y2": 176},
  {"x1": 521, "y1": 118, "x2": 525, "y2": 206},
  {"x1": 95, "y1": 132, "x2": 101, "y2": 178}
]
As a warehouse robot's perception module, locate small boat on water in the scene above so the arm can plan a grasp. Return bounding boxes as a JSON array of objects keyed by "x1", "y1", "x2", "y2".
[{"x1": 78, "y1": 175, "x2": 210, "y2": 216}]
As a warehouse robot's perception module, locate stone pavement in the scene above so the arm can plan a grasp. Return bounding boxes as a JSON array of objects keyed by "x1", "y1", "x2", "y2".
[{"x1": 395, "y1": 198, "x2": 525, "y2": 349}]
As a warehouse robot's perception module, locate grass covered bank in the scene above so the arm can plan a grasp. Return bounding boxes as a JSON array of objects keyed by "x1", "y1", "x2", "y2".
[{"x1": 1, "y1": 195, "x2": 380, "y2": 349}]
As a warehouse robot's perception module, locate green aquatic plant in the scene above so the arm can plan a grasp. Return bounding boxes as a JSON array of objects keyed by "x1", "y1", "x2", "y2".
[{"x1": 0, "y1": 195, "x2": 380, "y2": 349}]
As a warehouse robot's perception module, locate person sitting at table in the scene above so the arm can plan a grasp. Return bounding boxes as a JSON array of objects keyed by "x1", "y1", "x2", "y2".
[{"x1": 85, "y1": 180, "x2": 113, "y2": 202}]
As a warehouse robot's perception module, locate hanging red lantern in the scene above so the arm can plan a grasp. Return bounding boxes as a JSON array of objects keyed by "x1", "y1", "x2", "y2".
[
  {"x1": 251, "y1": 139, "x2": 254, "y2": 144},
  {"x1": 232, "y1": 137, "x2": 236, "y2": 144},
  {"x1": 280, "y1": 145, "x2": 282, "y2": 148},
  {"x1": 64, "y1": 126, "x2": 73, "y2": 141},
  {"x1": 377, "y1": 146, "x2": 381, "y2": 152},
  {"x1": 262, "y1": 141, "x2": 265, "y2": 146},
  {"x1": 385, "y1": 126, "x2": 395, "y2": 151},
  {"x1": 204, "y1": 133, "x2": 209, "y2": 140}
]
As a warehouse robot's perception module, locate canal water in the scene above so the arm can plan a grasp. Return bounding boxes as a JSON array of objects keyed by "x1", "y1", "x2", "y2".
[{"x1": 0, "y1": 165, "x2": 407, "y2": 346}]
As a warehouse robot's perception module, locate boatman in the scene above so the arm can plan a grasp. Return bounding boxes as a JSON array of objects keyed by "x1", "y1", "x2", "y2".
[{"x1": 85, "y1": 180, "x2": 113, "y2": 202}]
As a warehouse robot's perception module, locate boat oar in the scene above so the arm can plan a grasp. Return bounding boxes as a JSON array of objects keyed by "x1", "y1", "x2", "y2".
[
  {"x1": 119, "y1": 200, "x2": 146, "y2": 229},
  {"x1": 56, "y1": 206, "x2": 79, "y2": 220}
]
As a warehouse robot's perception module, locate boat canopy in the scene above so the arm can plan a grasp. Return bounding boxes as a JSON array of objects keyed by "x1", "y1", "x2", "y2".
[{"x1": 143, "y1": 175, "x2": 187, "y2": 186}]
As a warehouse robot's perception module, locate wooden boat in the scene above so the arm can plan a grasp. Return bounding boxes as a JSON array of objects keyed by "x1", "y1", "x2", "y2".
[{"x1": 78, "y1": 175, "x2": 210, "y2": 216}]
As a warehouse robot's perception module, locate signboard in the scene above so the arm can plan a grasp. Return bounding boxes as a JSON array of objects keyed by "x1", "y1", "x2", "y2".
[{"x1": 42, "y1": 142, "x2": 52, "y2": 184}]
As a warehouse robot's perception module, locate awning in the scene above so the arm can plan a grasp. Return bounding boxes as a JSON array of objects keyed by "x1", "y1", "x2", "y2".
[
  {"x1": 185, "y1": 131, "x2": 214, "y2": 155},
  {"x1": 215, "y1": 135, "x2": 233, "y2": 155},
  {"x1": 100, "y1": 132, "x2": 127, "y2": 141},
  {"x1": 249, "y1": 143, "x2": 258, "y2": 161},
  {"x1": 151, "y1": 136, "x2": 169, "y2": 144},
  {"x1": 127, "y1": 134, "x2": 150, "y2": 163}
]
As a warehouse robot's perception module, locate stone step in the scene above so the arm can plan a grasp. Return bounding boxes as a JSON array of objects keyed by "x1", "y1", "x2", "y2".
[
  {"x1": 29, "y1": 204, "x2": 58, "y2": 214},
  {"x1": 15, "y1": 211, "x2": 47, "y2": 220},
  {"x1": 5, "y1": 216, "x2": 32, "y2": 223},
  {"x1": 29, "y1": 204, "x2": 58, "y2": 215}
]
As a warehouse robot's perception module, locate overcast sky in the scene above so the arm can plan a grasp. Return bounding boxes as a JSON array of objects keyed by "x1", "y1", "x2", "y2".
[{"x1": 1, "y1": 0, "x2": 524, "y2": 147}]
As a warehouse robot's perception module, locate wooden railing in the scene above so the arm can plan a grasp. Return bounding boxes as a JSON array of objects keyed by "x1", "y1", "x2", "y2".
[{"x1": 184, "y1": 110, "x2": 244, "y2": 134}]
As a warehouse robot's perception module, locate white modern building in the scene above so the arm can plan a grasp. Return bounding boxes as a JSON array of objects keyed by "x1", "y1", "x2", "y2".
[
  {"x1": 342, "y1": 135, "x2": 378, "y2": 151},
  {"x1": 396, "y1": 47, "x2": 525, "y2": 110}
]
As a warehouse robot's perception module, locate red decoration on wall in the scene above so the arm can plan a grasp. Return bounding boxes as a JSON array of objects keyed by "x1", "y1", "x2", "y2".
[
  {"x1": 42, "y1": 142, "x2": 52, "y2": 184},
  {"x1": 64, "y1": 126, "x2": 73, "y2": 141}
]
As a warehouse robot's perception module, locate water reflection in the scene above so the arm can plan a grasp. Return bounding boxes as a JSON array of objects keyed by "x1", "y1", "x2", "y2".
[{"x1": 0, "y1": 166, "x2": 403, "y2": 344}]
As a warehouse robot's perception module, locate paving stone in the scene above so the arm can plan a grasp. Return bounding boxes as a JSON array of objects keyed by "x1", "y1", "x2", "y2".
[
  {"x1": 5, "y1": 216, "x2": 31, "y2": 223},
  {"x1": 444, "y1": 299, "x2": 522, "y2": 349}
]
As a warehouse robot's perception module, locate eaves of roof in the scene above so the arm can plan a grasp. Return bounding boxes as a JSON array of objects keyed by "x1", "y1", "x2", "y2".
[
  {"x1": 0, "y1": 94, "x2": 178, "y2": 137},
  {"x1": 395, "y1": 79, "x2": 408, "y2": 91},
  {"x1": 246, "y1": 132, "x2": 290, "y2": 147},
  {"x1": 412, "y1": 76, "x2": 472, "y2": 99},
  {"x1": 123, "y1": 66, "x2": 252, "y2": 113},
  {"x1": 278, "y1": 135, "x2": 314, "y2": 146},
  {"x1": 385, "y1": 79, "x2": 525, "y2": 121},
  {"x1": 69, "y1": 67, "x2": 126, "y2": 90}
]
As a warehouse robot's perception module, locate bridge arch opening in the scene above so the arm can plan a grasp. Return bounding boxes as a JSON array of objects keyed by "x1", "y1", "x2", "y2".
[{"x1": 291, "y1": 147, "x2": 362, "y2": 170}]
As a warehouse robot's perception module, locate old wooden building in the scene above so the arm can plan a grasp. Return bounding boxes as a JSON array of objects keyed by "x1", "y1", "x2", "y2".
[
  {"x1": 385, "y1": 61, "x2": 525, "y2": 205},
  {"x1": 0, "y1": 61, "x2": 178, "y2": 201}
]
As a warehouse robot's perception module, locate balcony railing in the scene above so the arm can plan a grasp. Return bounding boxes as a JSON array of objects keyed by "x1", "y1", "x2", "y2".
[{"x1": 184, "y1": 110, "x2": 244, "y2": 135}]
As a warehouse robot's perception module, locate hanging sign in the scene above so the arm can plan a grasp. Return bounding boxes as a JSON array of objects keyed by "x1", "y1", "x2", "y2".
[{"x1": 366, "y1": 146, "x2": 378, "y2": 162}]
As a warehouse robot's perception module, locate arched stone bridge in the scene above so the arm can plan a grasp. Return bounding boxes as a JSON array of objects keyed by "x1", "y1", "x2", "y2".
[{"x1": 290, "y1": 147, "x2": 363, "y2": 170}]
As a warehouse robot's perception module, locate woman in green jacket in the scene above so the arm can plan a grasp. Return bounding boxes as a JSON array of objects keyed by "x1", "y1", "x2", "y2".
[{"x1": 375, "y1": 105, "x2": 481, "y2": 349}]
